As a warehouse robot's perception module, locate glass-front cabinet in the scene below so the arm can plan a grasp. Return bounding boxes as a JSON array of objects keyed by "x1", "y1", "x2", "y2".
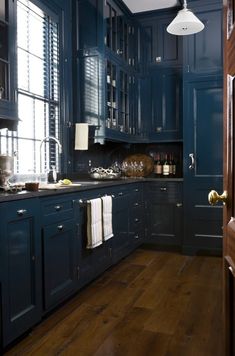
[
  {"x1": 105, "y1": 59, "x2": 133, "y2": 137},
  {"x1": 104, "y1": 0, "x2": 135, "y2": 67},
  {"x1": 0, "y1": 0, "x2": 18, "y2": 129}
]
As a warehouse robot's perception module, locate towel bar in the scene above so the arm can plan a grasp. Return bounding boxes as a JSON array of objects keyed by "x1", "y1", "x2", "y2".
[{"x1": 79, "y1": 195, "x2": 114, "y2": 205}]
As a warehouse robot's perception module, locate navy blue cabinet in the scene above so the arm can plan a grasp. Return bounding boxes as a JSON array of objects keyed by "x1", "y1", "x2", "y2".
[
  {"x1": 0, "y1": 199, "x2": 42, "y2": 347},
  {"x1": 149, "y1": 68, "x2": 182, "y2": 141},
  {"x1": 183, "y1": 77, "x2": 223, "y2": 255},
  {"x1": 137, "y1": 10, "x2": 182, "y2": 68},
  {"x1": 129, "y1": 184, "x2": 145, "y2": 249},
  {"x1": 0, "y1": 0, "x2": 18, "y2": 130},
  {"x1": 146, "y1": 182, "x2": 183, "y2": 247},
  {"x1": 74, "y1": 189, "x2": 113, "y2": 288},
  {"x1": 184, "y1": 1, "x2": 223, "y2": 76},
  {"x1": 41, "y1": 195, "x2": 79, "y2": 311},
  {"x1": 112, "y1": 186, "x2": 131, "y2": 263}
]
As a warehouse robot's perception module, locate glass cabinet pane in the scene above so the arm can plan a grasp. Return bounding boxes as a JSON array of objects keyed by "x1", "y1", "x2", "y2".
[
  {"x1": 0, "y1": 60, "x2": 8, "y2": 99},
  {"x1": 0, "y1": 22, "x2": 8, "y2": 60},
  {"x1": 0, "y1": 0, "x2": 7, "y2": 22}
]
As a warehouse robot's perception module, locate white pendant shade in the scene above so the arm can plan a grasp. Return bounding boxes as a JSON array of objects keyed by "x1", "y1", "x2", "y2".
[{"x1": 167, "y1": 8, "x2": 204, "y2": 36}]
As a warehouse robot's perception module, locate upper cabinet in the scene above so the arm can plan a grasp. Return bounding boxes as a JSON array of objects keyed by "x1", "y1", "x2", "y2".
[
  {"x1": 137, "y1": 10, "x2": 183, "y2": 68},
  {"x1": 0, "y1": 0, "x2": 18, "y2": 130},
  {"x1": 75, "y1": 0, "x2": 145, "y2": 143},
  {"x1": 184, "y1": 1, "x2": 223, "y2": 75},
  {"x1": 149, "y1": 68, "x2": 182, "y2": 142}
]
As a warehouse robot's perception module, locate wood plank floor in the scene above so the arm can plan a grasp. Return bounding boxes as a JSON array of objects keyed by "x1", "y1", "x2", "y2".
[{"x1": 5, "y1": 249, "x2": 223, "y2": 356}]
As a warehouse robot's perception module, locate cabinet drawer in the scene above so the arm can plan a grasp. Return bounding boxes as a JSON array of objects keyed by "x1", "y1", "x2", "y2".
[
  {"x1": 43, "y1": 219, "x2": 75, "y2": 237},
  {"x1": 41, "y1": 198, "x2": 74, "y2": 225},
  {"x1": 146, "y1": 182, "x2": 182, "y2": 202}
]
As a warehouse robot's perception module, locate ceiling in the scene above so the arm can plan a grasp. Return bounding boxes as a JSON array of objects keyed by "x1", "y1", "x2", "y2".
[{"x1": 123, "y1": 0, "x2": 180, "y2": 13}]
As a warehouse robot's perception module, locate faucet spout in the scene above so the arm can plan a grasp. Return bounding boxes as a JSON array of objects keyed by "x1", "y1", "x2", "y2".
[{"x1": 39, "y1": 136, "x2": 62, "y2": 175}]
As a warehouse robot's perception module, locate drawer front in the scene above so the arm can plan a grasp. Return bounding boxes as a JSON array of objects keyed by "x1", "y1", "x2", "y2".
[
  {"x1": 146, "y1": 182, "x2": 182, "y2": 202},
  {"x1": 43, "y1": 219, "x2": 75, "y2": 236},
  {"x1": 41, "y1": 197, "x2": 74, "y2": 225}
]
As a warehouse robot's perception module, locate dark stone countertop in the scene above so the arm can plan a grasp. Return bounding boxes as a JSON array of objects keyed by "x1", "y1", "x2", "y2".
[{"x1": 0, "y1": 177, "x2": 184, "y2": 203}]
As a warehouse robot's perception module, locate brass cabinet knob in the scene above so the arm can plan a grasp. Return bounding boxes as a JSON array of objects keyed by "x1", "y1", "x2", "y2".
[{"x1": 208, "y1": 190, "x2": 228, "y2": 205}]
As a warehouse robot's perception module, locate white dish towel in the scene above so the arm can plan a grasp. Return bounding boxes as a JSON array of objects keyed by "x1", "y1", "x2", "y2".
[
  {"x1": 86, "y1": 198, "x2": 103, "y2": 249},
  {"x1": 101, "y1": 195, "x2": 114, "y2": 241}
]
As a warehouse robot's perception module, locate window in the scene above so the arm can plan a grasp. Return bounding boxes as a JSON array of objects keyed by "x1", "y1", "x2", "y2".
[{"x1": 0, "y1": 0, "x2": 61, "y2": 174}]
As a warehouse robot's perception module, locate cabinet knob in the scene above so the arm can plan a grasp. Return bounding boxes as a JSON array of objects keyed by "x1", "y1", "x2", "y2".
[
  {"x1": 134, "y1": 235, "x2": 139, "y2": 239},
  {"x1": 17, "y1": 209, "x2": 27, "y2": 216},
  {"x1": 134, "y1": 218, "x2": 139, "y2": 223},
  {"x1": 57, "y1": 225, "x2": 64, "y2": 231},
  {"x1": 156, "y1": 56, "x2": 162, "y2": 63},
  {"x1": 134, "y1": 202, "x2": 139, "y2": 207},
  {"x1": 160, "y1": 187, "x2": 167, "y2": 192},
  {"x1": 134, "y1": 188, "x2": 139, "y2": 192},
  {"x1": 156, "y1": 127, "x2": 162, "y2": 132},
  {"x1": 176, "y1": 203, "x2": 183, "y2": 208},
  {"x1": 54, "y1": 205, "x2": 62, "y2": 211},
  {"x1": 118, "y1": 192, "x2": 123, "y2": 196},
  {"x1": 117, "y1": 49, "x2": 123, "y2": 55}
]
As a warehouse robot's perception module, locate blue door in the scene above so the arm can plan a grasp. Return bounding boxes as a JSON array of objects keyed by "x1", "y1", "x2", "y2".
[{"x1": 183, "y1": 77, "x2": 223, "y2": 254}]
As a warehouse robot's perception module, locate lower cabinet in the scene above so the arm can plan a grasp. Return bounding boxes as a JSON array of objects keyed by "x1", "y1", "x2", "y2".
[
  {"x1": 0, "y1": 199, "x2": 42, "y2": 347},
  {"x1": 129, "y1": 184, "x2": 145, "y2": 250},
  {"x1": 43, "y1": 219, "x2": 78, "y2": 311},
  {"x1": 74, "y1": 190, "x2": 113, "y2": 288},
  {"x1": 112, "y1": 187, "x2": 131, "y2": 263},
  {"x1": 146, "y1": 181, "x2": 183, "y2": 247},
  {"x1": 41, "y1": 195, "x2": 79, "y2": 311}
]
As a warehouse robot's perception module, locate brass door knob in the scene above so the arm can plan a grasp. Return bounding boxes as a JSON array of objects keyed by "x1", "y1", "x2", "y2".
[{"x1": 208, "y1": 190, "x2": 228, "y2": 205}]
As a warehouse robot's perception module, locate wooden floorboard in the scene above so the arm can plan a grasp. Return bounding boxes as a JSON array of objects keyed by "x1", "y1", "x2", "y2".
[{"x1": 5, "y1": 249, "x2": 223, "y2": 356}]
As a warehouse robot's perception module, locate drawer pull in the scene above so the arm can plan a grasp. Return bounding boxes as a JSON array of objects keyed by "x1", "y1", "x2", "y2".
[
  {"x1": 54, "y1": 205, "x2": 62, "y2": 211},
  {"x1": 160, "y1": 187, "x2": 167, "y2": 192},
  {"x1": 17, "y1": 209, "x2": 27, "y2": 216},
  {"x1": 134, "y1": 218, "x2": 140, "y2": 223},
  {"x1": 57, "y1": 225, "x2": 64, "y2": 231},
  {"x1": 176, "y1": 203, "x2": 183, "y2": 208},
  {"x1": 134, "y1": 202, "x2": 139, "y2": 207}
]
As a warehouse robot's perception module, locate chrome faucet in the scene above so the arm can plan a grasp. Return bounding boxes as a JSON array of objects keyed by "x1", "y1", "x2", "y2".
[{"x1": 39, "y1": 136, "x2": 62, "y2": 180}]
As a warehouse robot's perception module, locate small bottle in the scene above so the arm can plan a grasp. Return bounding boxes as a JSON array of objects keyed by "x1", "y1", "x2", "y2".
[
  {"x1": 154, "y1": 153, "x2": 162, "y2": 177},
  {"x1": 163, "y1": 154, "x2": 170, "y2": 176},
  {"x1": 172, "y1": 155, "x2": 176, "y2": 176},
  {"x1": 169, "y1": 154, "x2": 173, "y2": 176}
]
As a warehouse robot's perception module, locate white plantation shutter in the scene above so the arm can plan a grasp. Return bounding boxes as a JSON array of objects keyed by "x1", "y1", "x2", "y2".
[{"x1": 0, "y1": 0, "x2": 60, "y2": 174}]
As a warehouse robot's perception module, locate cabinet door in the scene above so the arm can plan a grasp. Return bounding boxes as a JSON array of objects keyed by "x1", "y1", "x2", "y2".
[
  {"x1": 112, "y1": 189, "x2": 130, "y2": 263},
  {"x1": 146, "y1": 182, "x2": 183, "y2": 246},
  {"x1": 74, "y1": 191, "x2": 113, "y2": 288},
  {"x1": 0, "y1": 0, "x2": 18, "y2": 129},
  {"x1": 79, "y1": 51, "x2": 105, "y2": 144},
  {"x1": 183, "y1": 77, "x2": 223, "y2": 255},
  {"x1": 155, "y1": 15, "x2": 182, "y2": 68},
  {"x1": 150, "y1": 68, "x2": 182, "y2": 141},
  {"x1": 0, "y1": 199, "x2": 42, "y2": 347},
  {"x1": 139, "y1": 13, "x2": 182, "y2": 68},
  {"x1": 43, "y1": 219, "x2": 78, "y2": 311},
  {"x1": 76, "y1": 0, "x2": 104, "y2": 51},
  {"x1": 184, "y1": 4, "x2": 223, "y2": 75}
]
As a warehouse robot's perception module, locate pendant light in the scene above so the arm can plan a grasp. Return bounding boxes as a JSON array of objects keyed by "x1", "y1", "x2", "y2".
[{"x1": 167, "y1": 0, "x2": 204, "y2": 36}]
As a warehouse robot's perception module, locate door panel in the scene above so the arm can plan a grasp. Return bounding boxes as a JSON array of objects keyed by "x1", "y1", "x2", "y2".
[{"x1": 183, "y1": 78, "x2": 223, "y2": 254}]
